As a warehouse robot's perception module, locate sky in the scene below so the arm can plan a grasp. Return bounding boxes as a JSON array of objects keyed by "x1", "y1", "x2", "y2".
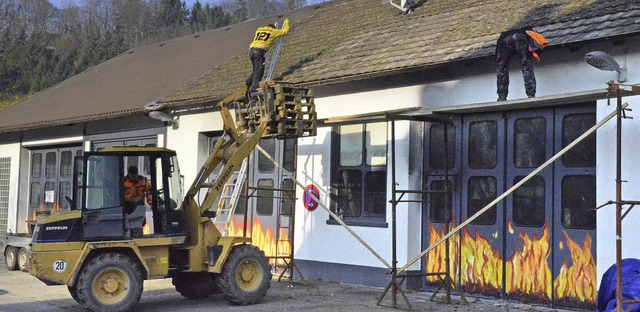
[{"x1": 49, "y1": 0, "x2": 329, "y2": 9}]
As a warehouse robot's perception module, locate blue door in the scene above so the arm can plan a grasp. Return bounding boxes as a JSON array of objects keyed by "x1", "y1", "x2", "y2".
[
  {"x1": 421, "y1": 120, "x2": 462, "y2": 288},
  {"x1": 460, "y1": 112, "x2": 506, "y2": 298},
  {"x1": 504, "y1": 108, "x2": 554, "y2": 305},
  {"x1": 551, "y1": 105, "x2": 597, "y2": 309}
]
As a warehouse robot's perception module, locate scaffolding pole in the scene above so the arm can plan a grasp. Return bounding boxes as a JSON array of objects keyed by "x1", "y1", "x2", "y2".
[
  {"x1": 397, "y1": 103, "x2": 626, "y2": 275},
  {"x1": 606, "y1": 81, "x2": 640, "y2": 312}
]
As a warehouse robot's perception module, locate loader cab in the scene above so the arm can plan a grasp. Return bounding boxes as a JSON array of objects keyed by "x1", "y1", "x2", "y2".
[{"x1": 73, "y1": 148, "x2": 185, "y2": 240}]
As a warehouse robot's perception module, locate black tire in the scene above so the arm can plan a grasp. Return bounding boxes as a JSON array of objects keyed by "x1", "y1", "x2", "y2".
[
  {"x1": 218, "y1": 244, "x2": 271, "y2": 305},
  {"x1": 68, "y1": 285, "x2": 81, "y2": 303},
  {"x1": 75, "y1": 253, "x2": 144, "y2": 312},
  {"x1": 172, "y1": 272, "x2": 219, "y2": 299},
  {"x1": 17, "y1": 248, "x2": 28, "y2": 272},
  {"x1": 5, "y1": 247, "x2": 18, "y2": 271}
]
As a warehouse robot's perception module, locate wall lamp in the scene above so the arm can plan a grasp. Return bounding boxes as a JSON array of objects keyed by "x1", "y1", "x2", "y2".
[
  {"x1": 585, "y1": 51, "x2": 627, "y2": 82},
  {"x1": 144, "y1": 100, "x2": 179, "y2": 129}
]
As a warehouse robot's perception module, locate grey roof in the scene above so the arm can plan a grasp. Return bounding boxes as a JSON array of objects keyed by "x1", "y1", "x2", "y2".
[
  {"x1": 0, "y1": 8, "x2": 317, "y2": 134},
  {"x1": 158, "y1": 0, "x2": 640, "y2": 106},
  {"x1": 2, "y1": 0, "x2": 640, "y2": 134}
]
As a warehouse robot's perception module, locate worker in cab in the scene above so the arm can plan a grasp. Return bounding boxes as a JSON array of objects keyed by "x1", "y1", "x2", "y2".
[
  {"x1": 495, "y1": 26, "x2": 547, "y2": 101},
  {"x1": 123, "y1": 165, "x2": 152, "y2": 212},
  {"x1": 245, "y1": 18, "x2": 290, "y2": 95}
]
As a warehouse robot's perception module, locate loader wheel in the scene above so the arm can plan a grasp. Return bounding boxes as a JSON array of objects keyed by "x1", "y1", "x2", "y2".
[
  {"x1": 218, "y1": 244, "x2": 271, "y2": 305},
  {"x1": 68, "y1": 285, "x2": 80, "y2": 303},
  {"x1": 172, "y1": 272, "x2": 219, "y2": 299},
  {"x1": 75, "y1": 253, "x2": 143, "y2": 312},
  {"x1": 5, "y1": 246, "x2": 18, "y2": 271},
  {"x1": 18, "y1": 248, "x2": 28, "y2": 272}
]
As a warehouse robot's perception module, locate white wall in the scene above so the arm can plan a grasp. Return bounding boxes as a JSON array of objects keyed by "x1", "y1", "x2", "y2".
[
  {"x1": 165, "y1": 111, "x2": 224, "y2": 190},
  {"x1": 419, "y1": 40, "x2": 640, "y2": 108},
  {"x1": 0, "y1": 143, "x2": 21, "y2": 234},
  {"x1": 293, "y1": 38, "x2": 640, "y2": 277},
  {"x1": 596, "y1": 95, "x2": 640, "y2": 285},
  {"x1": 295, "y1": 97, "x2": 419, "y2": 269}
]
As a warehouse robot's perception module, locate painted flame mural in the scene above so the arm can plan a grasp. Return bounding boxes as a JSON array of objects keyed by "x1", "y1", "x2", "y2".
[
  {"x1": 224, "y1": 216, "x2": 291, "y2": 266},
  {"x1": 425, "y1": 219, "x2": 595, "y2": 308}
]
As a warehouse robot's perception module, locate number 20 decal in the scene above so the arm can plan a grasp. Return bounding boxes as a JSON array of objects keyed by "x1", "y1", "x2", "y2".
[{"x1": 53, "y1": 260, "x2": 67, "y2": 273}]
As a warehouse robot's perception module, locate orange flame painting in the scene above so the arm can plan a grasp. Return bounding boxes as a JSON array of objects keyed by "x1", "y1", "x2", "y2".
[
  {"x1": 553, "y1": 230, "x2": 596, "y2": 308},
  {"x1": 225, "y1": 216, "x2": 291, "y2": 267},
  {"x1": 505, "y1": 222, "x2": 552, "y2": 304},
  {"x1": 425, "y1": 219, "x2": 595, "y2": 308}
]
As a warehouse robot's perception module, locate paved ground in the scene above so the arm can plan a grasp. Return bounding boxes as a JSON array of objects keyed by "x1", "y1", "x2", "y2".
[{"x1": 0, "y1": 255, "x2": 578, "y2": 312}]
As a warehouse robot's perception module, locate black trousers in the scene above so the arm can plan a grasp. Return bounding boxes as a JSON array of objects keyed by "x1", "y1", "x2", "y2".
[
  {"x1": 245, "y1": 47, "x2": 266, "y2": 92},
  {"x1": 496, "y1": 33, "x2": 536, "y2": 98}
]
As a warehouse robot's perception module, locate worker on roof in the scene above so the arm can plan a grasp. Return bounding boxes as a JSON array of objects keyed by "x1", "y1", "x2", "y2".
[
  {"x1": 495, "y1": 26, "x2": 547, "y2": 101},
  {"x1": 245, "y1": 18, "x2": 291, "y2": 94}
]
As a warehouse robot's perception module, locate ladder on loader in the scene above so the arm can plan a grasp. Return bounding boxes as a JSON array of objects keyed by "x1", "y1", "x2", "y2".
[
  {"x1": 211, "y1": 22, "x2": 287, "y2": 233},
  {"x1": 207, "y1": 82, "x2": 316, "y2": 236},
  {"x1": 213, "y1": 158, "x2": 248, "y2": 235},
  {"x1": 265, "y1": 22, "x2": 283, "y2": 81}
]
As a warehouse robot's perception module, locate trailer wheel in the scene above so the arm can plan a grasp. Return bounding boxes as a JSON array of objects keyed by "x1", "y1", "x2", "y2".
[
  {"x1": 17, "y1": 248, "x2": 28, "y2": 272},
  {"x1": 172, "y1": 272, "x2": 219, "y2": 299},
  {"x1": 5, "y1": 246, "x2": 18, "y2": 271},
  {"x1": 75, "y1": 253, "x2": 143, "y2": 311},
  {"x1": 218, "y1": 244, "x2": 271, "y2": 305}
]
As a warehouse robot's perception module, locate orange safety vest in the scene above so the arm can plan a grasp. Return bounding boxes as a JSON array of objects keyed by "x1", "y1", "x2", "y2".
[{"x1": 123, "y1": 176, "x2": 151, "y2": 203}]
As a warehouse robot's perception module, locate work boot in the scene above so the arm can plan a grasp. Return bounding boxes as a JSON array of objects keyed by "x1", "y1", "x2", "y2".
[{"x1": 497, "y1": 96, "x2": 507, "y2": 102}]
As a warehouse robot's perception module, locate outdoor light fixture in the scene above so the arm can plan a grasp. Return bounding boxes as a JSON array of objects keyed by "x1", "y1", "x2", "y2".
[
  {"x1": 148, "y1": 110, "x2": 179, "y2": 129},
  {"x1": 144, "y1": 99, "x2": 178, "y2": 129},
  {"x1": 389, "y1": 0, "x2": 414, "y2": 13},
  {"x1": 585, "y1": 51, "x2": 627, "y2": 82}
]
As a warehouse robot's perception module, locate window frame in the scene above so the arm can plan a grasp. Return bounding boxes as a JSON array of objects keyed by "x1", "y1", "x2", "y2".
[{"x1": 329, "y1": 122, "x2": 388, "y2": 227}]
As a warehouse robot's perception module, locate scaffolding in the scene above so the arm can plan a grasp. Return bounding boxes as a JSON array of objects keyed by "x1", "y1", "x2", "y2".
[
  {"x1": 595, "y1": 81, "x2": 640, "y2": 312},
  {"x1": 243, "y1": 96, "x2": 629, "y2": 309},
  {"x1": 376, "y1": 113, "x2": 468, "y2": 310}
]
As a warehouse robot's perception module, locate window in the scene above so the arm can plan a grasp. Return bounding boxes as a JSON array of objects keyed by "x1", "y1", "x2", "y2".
[
  {"x1": 514, "y1": 117, "x2": 546, "y2": 168},
  {"x1": 45, "y1": 152, "x2": 56, "y2": 178},
  {"x1": 60, "y1": 151, "x2": 73, "y2": 178},
  {"x1": 561, "y1": 175, "x2": 596, "y2": 229},
  {"x1": 29, "y1": 182, "x2": 41, "y2": 209},
  {"x1": 258, "y1": 139, "x2": 276, "y2": 173},
  {"x1": 467, "y1": 176, "x2": 497, "y2": 225},
  {"x1": 31, "y1": 153, "x2": 42, "y2": 179},
  {"x1": 85, "y1": 155, "x2": 121, "y2": 210},
  {"x1": 429, "y1": 124, "x2": 456, "y2": 170},
  {"x1": 429, "y1": 180, "x2": 452, "y2": 223},
  {"x1": 562, "y1": 113, "x2": 596, "y2": 167},
  {"x1": 256, "y1": 179, "x2": 274, "y2": 215},
  {"x1": 281, "y1": 179, "x2": 294, "y2": 216},
  {"x1": 59, "y1": 182, "x2": 72, "y2": 210},
  {"x1": 513, "y1": 175, "x2": 545, "y2": 227},
  {"x1": 331, "y1": 122, "x2": 387, "y2": 225},
  {"x1": 468, "y1": 121, "x2": 497, "y2": 169}
]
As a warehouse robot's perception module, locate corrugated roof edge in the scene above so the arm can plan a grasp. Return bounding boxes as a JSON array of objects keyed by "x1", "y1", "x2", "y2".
[{"x1": 0, "y1": 108, "x2": 144, "y2": 135}]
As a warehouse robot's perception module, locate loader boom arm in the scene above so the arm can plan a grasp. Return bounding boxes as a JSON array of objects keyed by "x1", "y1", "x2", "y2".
[{"x1": 185, "y1": 82, "x2": 316, "y2": 218}]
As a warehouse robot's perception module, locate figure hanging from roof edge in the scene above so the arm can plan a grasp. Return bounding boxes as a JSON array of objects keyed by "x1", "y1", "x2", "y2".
[
  {"x1": 496, "y1": 26, "x2": 548, "y2": 101},
  {"x1": 245, "y1": 18, "x2": 291, "y2": 96}
]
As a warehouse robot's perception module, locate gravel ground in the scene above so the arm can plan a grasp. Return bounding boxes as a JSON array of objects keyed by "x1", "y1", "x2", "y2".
[{"x1": 0, "y1": 254, "x2": 580, "y2": 312}]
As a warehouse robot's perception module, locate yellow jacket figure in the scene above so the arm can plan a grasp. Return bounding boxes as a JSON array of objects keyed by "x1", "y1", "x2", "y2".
[{"x1": 245, "y1": 18, "x2": 290, "y2": 93}]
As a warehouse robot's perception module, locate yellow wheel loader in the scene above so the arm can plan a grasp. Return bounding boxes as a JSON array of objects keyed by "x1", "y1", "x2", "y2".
[{"x1": 27, "y1": 83, "x2": 316, "y2": 311}]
